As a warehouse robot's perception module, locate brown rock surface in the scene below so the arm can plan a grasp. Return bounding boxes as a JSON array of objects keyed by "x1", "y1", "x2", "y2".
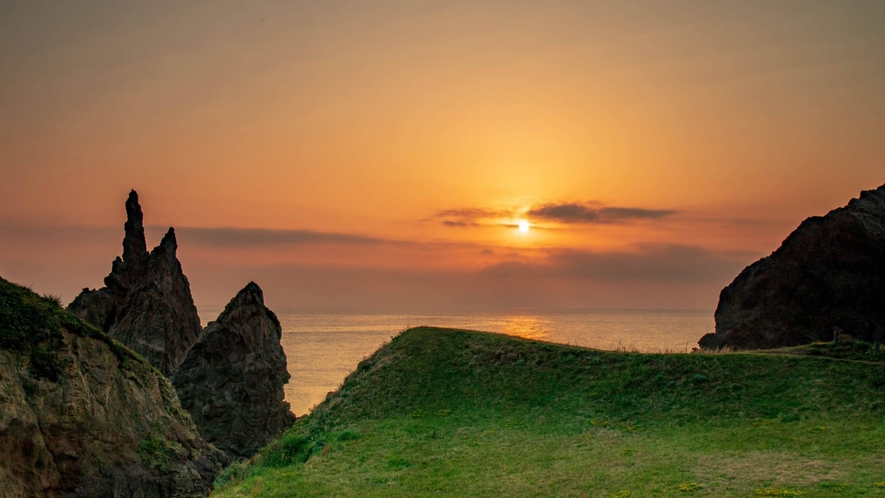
[
  {"x1": 171, "y1": 282, "x2": 295, "y2": 459},
  {"x1": 68, "y1": 190, "x2": 201, "y2": 375},
  {"x1": 0, "y1": 276, "x2": 226, "y2": 497},
  {"x1": 700, "y1": 183, "x2": 885, "y2": 350}
]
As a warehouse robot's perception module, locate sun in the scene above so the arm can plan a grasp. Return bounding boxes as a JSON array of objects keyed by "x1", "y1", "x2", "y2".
[{"x1": 518, "y1": 220, "x2": 530, "y2": 233}]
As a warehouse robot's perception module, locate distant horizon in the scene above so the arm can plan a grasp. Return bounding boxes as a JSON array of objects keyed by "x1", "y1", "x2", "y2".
[{"x1": 197, "y1": 306, "x2": 715, "y2": 317}]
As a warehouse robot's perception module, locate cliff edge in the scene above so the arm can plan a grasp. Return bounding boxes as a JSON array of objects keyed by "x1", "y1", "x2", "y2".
[{"x1": 0, "y1": 276, "x2": 226, "y2": 497}]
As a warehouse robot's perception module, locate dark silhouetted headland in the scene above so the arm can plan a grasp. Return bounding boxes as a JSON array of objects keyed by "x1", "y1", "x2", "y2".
[{"x1": 700, "y1": 183, "x2": 885, "y2": 350}]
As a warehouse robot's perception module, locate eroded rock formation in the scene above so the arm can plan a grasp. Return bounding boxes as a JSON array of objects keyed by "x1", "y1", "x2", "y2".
[
  {"x1": 68, "y1": 190, "x2": 201, "y2": 375},
  {"x1": 699, "y1": 183, "x2": 885, "y2": 350},
  {"x1": 0, "y1": 276, "x2": 226, "y2": 497},
  {"x1": 171, "y1": 282, "x2": 295, "y2": 459}
]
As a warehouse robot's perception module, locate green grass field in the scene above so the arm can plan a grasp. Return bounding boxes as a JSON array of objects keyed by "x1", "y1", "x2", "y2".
[{"x1": 213, "y1": 327, "x2": 885, "y2": 497}]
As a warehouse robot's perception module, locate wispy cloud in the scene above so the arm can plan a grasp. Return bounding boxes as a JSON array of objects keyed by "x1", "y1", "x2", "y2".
[
  {"x1": 429, "y1": 208, "x2": 514, "y2": 228},
  {"x1": 527, "y1": 203, "x2": 676, "y2": 224},
  {"x1": 169, "y1": 226, "x2": 389, "y2": 247},
  {"x1": 430, "y1": 201, "x2": 677, "y2": 228}
]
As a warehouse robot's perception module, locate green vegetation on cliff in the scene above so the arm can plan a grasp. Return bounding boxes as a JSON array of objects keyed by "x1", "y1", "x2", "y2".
[
  {"x1": 0, "y1": 276, "x2": 148, "y2": 376},
  {"x1": 219, "y1": 326, "x2": 885, "y2": 496},
  {"x1": 0, "y1": 276, "x2": 226, "y2": 497}
]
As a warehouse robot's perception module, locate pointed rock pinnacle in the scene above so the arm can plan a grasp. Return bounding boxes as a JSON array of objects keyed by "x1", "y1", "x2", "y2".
[{"x1": 122, "y1": 190, "x2": 147, "y2": 265}]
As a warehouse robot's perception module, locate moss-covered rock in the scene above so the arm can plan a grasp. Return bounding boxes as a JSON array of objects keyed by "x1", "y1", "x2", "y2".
[{"x1": 0, "y1": 276, "x2": 227, "y2": 497}]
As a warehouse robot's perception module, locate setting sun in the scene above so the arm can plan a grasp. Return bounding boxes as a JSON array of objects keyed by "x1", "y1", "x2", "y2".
[{"x1": 518, "y1": 220, "x2": 530, "y2": 233}]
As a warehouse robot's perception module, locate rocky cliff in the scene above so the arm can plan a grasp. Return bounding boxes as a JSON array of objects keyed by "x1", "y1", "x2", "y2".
[
  {"x1": 68, "y1": 190, "x2": 201, "y2": 375},
  {"x1": 0, "y1": 276, "x2": 226, "y2": 497},
  {"x1": 171, "y1": 282, "x2": 295, "y2": 459},
  {"x1": 700, "y1": 183, "x2": 885, "y2": 350}
]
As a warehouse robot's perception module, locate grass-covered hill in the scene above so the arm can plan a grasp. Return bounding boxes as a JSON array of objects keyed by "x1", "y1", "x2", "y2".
[{"x1": 214, "y1": 327, "x2": 885, "y2": 497}]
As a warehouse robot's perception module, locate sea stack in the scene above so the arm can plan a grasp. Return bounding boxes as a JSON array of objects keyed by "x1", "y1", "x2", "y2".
[
  {"x1": 699, "y1": 183, "x2": 885, "y2": 350},
  {"x1": 68, "y1": 190, "x2": 202, "y2": 375},
  {"x1": 171, "y1": 282, "x2": 296, "y2": 459}
]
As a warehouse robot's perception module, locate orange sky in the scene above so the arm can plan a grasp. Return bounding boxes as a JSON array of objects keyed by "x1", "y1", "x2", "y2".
[{"x1": 1, "y1": 1, "x2": 884, "y2": 311}]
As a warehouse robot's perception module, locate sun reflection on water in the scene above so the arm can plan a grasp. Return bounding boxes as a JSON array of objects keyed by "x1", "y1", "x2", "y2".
[{"x1": 500, "y1": 315, "x2": 550, "y2": 341}]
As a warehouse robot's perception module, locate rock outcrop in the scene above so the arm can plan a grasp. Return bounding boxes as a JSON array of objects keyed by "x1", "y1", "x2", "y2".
[
  {"x1": 699, "y1": 183, "x2": 885, "y2": 350},
  {"x1": 171, "y1": 282, "x2": 295, "y2": 459},
  {"x1": 68, "y1": 190, "x2": 201, "y2": 375},
  {"x1": 0, "y1": 276, "x2": 227, "y2": 497}
]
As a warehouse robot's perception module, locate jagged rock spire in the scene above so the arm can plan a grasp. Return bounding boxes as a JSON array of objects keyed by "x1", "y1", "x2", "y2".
[
  {"x1": 171, "y1": 281, "x2": 295, "y2": 460},
  {"x1": 68, "y1": 191, "x2": 201, "y2": 375},
  {"x1": 122, "y1": 190, "x2": 147, "y2": 265}
]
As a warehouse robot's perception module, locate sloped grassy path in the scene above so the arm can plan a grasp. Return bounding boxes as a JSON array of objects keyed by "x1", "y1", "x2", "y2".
[{"x1": 214, "y1": 327, "x2": 885, "y2": 497}]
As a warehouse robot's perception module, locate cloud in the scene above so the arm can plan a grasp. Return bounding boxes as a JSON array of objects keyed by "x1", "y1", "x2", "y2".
[
  {"x1": 442, "y1": 220, "x2": 478, "y2": 227},
  {"x1": 431, "y1": 201, "x2": 676, "y2": 228},
  {"x1": 429, "y1": 207, "x2": 515, "y2": 228},
  {"x1": 168, "y1": 226, "x2": 390, "y2": 248},
  {"x1": 527, "y1": 203, "x2": 676, "y2": 224}
]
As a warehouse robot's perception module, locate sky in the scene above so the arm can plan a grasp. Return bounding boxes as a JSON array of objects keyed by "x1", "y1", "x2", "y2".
[{"x1": 1, "y1": 0, "x2": 884, "y2": 312}]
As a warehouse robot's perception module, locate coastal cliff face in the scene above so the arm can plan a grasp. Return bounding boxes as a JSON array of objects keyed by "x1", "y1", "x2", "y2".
[
  {"x1": 700, "y1": 183, "x2": 885, "y2": 350},
  {"x1": 68, "y1": 190, "x2": 201, "y2": 375},
  {"x1": 0, "y1": 277, "x2": 226, "y2": 497},
  {"x1": 171, "y1": 282, "x2": 295, "y2": 459}
]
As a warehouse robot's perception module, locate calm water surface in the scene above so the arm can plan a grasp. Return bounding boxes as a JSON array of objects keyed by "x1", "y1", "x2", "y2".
[{"x1": 199, "y1": 309, "x2": 713, "y2": 416}]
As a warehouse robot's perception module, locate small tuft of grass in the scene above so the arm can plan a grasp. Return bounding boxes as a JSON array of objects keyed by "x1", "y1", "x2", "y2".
[
  {"x1": 260, "y1": 434, "x2": 314, "y2": 468},
  {"x1": 817, "y1": 481, "x2": 848, "y2": 490},
  {"x1": 336, "y1": 430, "x2": 360, "y2": 442},
  {"x1": 40, "y1": 293, "x2": 63, "y2": 308},
  {"x1": 754, "y1": 487, "x2": 804, "y2": 496},
  {"x1": 678, "y1": 482, "x2": 701, "y2": 492},
  {"x1": 386, "y1": 457, "x2": 411, "y2": 469},
  {"x1": 137, "y1": 433, "x2": 185, "y2": 471},
  {"x1": 214, "y1": 460, "x2": 251, "y2": 488}
]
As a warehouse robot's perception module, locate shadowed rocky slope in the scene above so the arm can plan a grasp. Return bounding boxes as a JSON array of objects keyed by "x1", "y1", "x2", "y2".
[
  {"x1": 700, "y1": 183, "x2": 885, "y2": 350},
  {"x1": 171, "y1": 282, "x2": 295, "y2": 459},
  {"x1": 0, "y1": 277, "x2": 226, "y2": 497},
  {"x1": 68, "y1": 190, "x2": 201, "y2": 375}
]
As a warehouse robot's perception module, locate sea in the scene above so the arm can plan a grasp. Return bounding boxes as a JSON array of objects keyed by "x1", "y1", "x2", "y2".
[{"x1": 199, "y1": 309, "x2": 713, "y2": 416}]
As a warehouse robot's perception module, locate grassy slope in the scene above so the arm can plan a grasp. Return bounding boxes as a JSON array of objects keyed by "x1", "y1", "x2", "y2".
[
  {"x1": 0, "y1": 276, "x2": 147, "y2": 376},
  {"x1": 214, "y1": 327, "x2": 885, "y2": 497}
]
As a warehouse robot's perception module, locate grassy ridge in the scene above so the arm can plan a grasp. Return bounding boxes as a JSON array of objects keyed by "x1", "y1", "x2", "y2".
[
  {"x1": 0, "y1": 277, "x2": 149, "y2": 380},
  {"x1": 214, "y1": 327, "x2": 885, "y2": 497},
  {"x1": 312, "y1": 327, "x2": 885, "y2": 424}
]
